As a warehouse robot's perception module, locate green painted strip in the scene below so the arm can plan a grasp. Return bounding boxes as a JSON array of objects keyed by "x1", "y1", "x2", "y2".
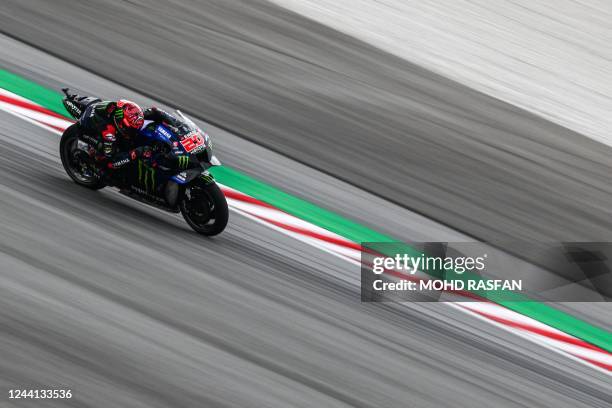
[
  {"x1": 0, "y1": 69, "x2": 69, "y2": 116},
  {"x1": 3, "y1": 67, "x2": 611, "y2": 353},
  {"x1": 500, "y1": 301, "x2": 611, "y2": 349},
  {"x1": 210, "y1": 166, "x2": 612, "y2": 351},
  {"x1": 209, "y1": 166, "x2": 395, "y2": 244}
]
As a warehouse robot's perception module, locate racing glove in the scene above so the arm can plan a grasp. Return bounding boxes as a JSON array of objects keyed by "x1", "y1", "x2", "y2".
[{"x1": 129, "y1": 146, "x2": 153, "y2": 161}]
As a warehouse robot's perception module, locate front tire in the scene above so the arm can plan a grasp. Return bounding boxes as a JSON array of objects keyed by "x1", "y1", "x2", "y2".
[
  {"x1": 180, "y1": 181, "x2": 228, "y2": 236},
  {"x1": 60, "y1": 124, "x2": 105, "y2": 190}
]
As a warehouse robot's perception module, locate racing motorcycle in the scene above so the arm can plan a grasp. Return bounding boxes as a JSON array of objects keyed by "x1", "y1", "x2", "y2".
[{"x1": 59, "y1": 89, "x2": 228, "y2": 236}]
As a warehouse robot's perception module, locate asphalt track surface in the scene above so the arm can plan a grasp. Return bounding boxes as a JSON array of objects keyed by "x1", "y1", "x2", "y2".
[
  {"x1": 2, "y1": 87, "x2": 612, "y2": 408},
  {"x1": 1, "y1": 31, "x2": 612, "y2": 408},
  {"x1": 3, "y1": 0, "x2": 612, "y2": 249},
  {"x1": 1, "y1": 3, "x2": 612, "y2": 408}
]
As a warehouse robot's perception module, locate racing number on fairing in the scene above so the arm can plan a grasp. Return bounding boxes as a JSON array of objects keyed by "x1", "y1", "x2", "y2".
[{"x1": 180, "y1": 133, "x2": 205, "y2": 153}]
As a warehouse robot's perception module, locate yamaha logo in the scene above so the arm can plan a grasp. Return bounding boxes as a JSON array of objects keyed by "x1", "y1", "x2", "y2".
[
  {"x1": 113, "y1": 158, "x2": 130, "y2": 167},
  {"x1": 157, "y1": 126, "x2": 173, "y2": 139},
  {"x1": 65, "y1": 100, "x2": 81, "y2": 116}
]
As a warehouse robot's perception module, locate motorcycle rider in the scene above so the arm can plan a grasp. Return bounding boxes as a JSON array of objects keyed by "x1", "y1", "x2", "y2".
[
  {"x1": 78, "y1": 99, "x2": 145, "y2": 175},
  {"x1": 78, "y1": 98, "x2": 192, "y2": 182}
]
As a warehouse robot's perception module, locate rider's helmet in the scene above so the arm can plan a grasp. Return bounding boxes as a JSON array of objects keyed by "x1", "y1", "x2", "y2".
[{"x1": 114, "y1": 99, "x2": 144, "y2": 136}]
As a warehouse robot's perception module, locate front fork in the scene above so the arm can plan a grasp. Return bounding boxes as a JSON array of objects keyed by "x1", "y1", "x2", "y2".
[{"x1": 169, "y1": 170, "x2": 215, "y2": 209}]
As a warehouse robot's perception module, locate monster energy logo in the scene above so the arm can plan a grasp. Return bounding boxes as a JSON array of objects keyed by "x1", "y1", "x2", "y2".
[
  {"x1": 114, "y1": 109, "x2": 124, "y2": 119},
  {"x1": 138, "y1": 160, "x2": 156, "y2": 193},
  {"x1": 177, "y1": 155, "x2": 189, "y2": 169},
  {"x1": 200, "y1": 172, "x2": 214, "y2": 185}
]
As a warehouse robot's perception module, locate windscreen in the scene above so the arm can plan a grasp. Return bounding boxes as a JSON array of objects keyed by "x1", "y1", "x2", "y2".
[
  {"x1": 174, "y1": 110, "x2": 200, "y2": 138},
  {"x1": 174, "y1": 110, "x2": 208, "y2": 153}
]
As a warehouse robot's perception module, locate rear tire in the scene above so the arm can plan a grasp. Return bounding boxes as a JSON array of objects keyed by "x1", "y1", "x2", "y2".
[
  {"x1": 180, "y1": 181, "x2": 228, "y2": 236},
  {"x1": 60, "y1": 124, "x2": 105, "y2": 190}
]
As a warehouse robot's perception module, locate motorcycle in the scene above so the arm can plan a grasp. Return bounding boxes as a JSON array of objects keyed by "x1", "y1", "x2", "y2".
[{"x1": 59, "y1": 88, "x2": 228, "y2": 236}]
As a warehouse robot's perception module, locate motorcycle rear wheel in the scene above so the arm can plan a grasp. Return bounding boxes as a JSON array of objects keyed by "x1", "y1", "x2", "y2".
[{"x1": 60, "y1": 124, "x2": 105, "y2": 190}]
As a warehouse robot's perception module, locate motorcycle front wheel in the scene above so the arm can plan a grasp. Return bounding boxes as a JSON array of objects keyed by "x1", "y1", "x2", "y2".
[{"x1": 180, "y1": 180, "x2": 228, "y2": 236}]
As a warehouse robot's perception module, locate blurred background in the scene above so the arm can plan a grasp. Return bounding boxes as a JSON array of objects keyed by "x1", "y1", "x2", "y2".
[{"x1": 1, "y1": 1, "x2": 611, "y2": 407}]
